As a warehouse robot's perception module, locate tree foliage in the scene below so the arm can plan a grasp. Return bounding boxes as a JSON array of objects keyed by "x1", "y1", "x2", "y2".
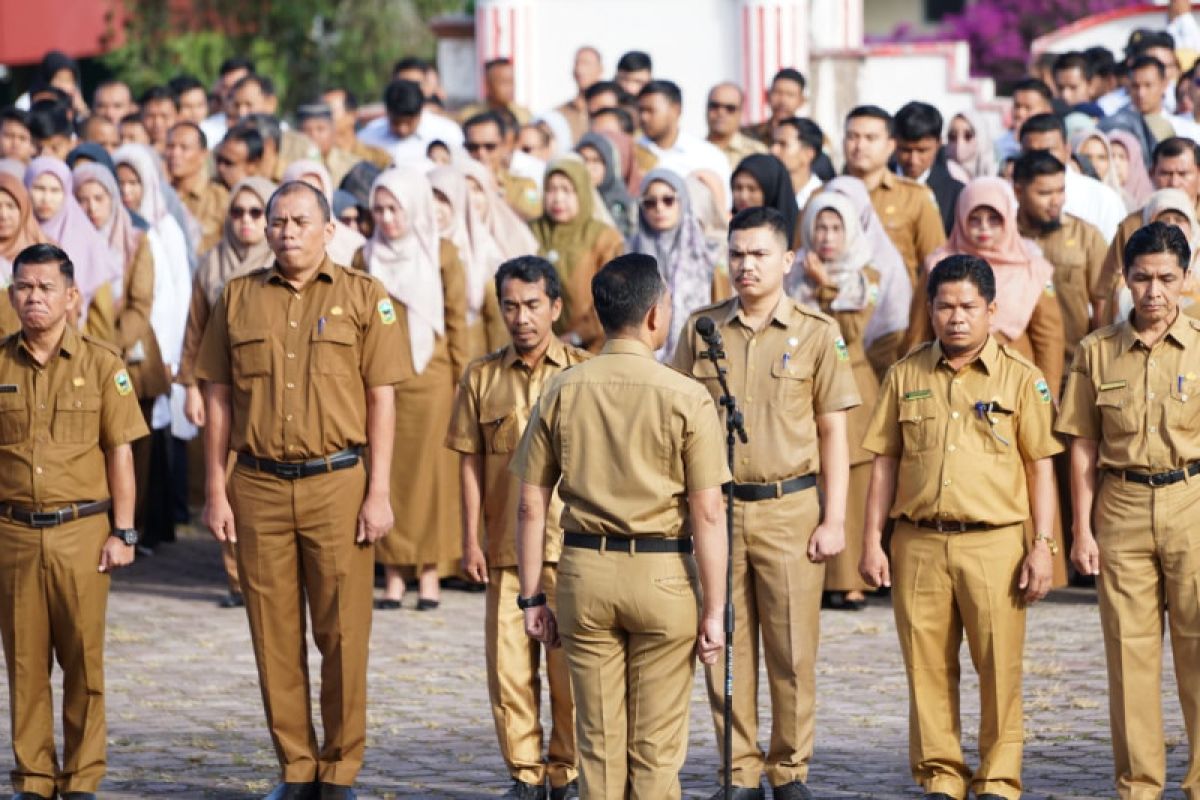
[{"x1": 103, "y1": 0, "x2": 465, "y2": 110}]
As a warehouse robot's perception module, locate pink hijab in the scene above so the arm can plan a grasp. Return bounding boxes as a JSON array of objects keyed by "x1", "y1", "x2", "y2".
[
  {"x1": 927, "y1": 177, "x2": 1054, "y2": 341},
  {"x1": 1106, "y1": 129, "x2": 1155, "y2": 209},
  {"x1": 24, "y1": 156, "x2": 123, "y2": 308},
  {"x1": 72, "y1": 162, "x2": 144, "y2": 271}
]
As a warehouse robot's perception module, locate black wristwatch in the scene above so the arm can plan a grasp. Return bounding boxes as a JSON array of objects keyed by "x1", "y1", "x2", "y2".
[
  {"x1": 111, "y1": 527, "x2": 139, "y2": 546},
  {"x1": 516, "y1": 592, "x2": 547, "y2": 610}
]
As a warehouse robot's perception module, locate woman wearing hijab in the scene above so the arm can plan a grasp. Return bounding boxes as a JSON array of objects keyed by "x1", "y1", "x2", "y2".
[
  {"x1": 1107, "y1": 129, "x2": 1155, "y2": 209},
  {"x1": 354, "y1": 166, "x2": 469, "y2": 611},
  {"x1": 629, "y1": 168, "x2": 723, "y2": 360},
  {"x1": 1070, "y1": 128, "x2": 1135, "y2": 210},
  {"x1": 457, "y1": 156, "x2": 538, "y2": 261},
  {"x1": 576, "y1": 132, "x2": 637, "y2": 242},
  {"x1": 281, "y1": 159, "x2": 366, "y2": 265},
  {"x1": 24, "y1": 157, "x2": 122, "y2": 343},
  {"x1": 946, "y1": 110, "x2": 997, "y2": 179},
  {"x1": 731, "y1": 153, "x2": 799, "y2": 245},
  {"x1": 0, "y1": 173, "x2": 47, "y2": 335},
  {"x1": 430, "y1": 165, "x2": 508, "y2": 356},
  {"x1": 786, "y1": 192, "x2": 880, "y2": 610},
  {"x1": 531, "y1": 159, "x2": 624, "y2": 351},
  {"x1": 1110, "y1": 188, "x2": 1200, "y2": 320},
  {"x1": 823, "y1": 176, "x2": 913, "y2": 376}
]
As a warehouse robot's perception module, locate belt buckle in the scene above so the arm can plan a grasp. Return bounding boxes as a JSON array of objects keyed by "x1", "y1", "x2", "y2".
[
  {"x1": 29, "y1": 510, "x2": 60, "y2": 527},
  {"x1": 276, "y1": 462, "x2": 304, "y2": 479},
  {"x1": 1148, "y1": 471, "x2": 1169, "y2": 488},
  {"x1": 774, "y1": 480, "x2": 783, "y2": 499}
]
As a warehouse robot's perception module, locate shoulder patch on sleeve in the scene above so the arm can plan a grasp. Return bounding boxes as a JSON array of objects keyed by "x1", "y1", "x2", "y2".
[
  {"x1": 377, "y1": 298, "x2": 396, "y2": 325},
  {"x1": 114, "y1": 369, "x2": 133, "y2": 396},
  {"x1": 1034, "y1": 378, "x2": 1052, "y2": 404},
  {"x1": 834, "y1": 336, "x2": 850, "y2": 362}
]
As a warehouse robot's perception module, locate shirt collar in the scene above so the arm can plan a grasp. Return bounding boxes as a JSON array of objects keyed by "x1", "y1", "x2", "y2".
[
  {"x1": 1118, "y1": 309, "x2": 1197, "y2": 353},
  {"x1": 724, "y1": 294, "x2": 794, "y2": 329},
  {"x1": 891, "y1": 163, "x2": 930, "y2": 184},
  {"x1": 930, "y1": 334, "x2": 999, "y2": 375},
  {"x1": 264, "y1": 254, "x2": 337, "y2": 287},
  {"x1": 503, "y1": 336, "x2": 568, "y2": 369},
  {"x1": 16, "y1": 324, "x2": 77, "y2": 364},
  {"x1": 600, "y1": 338, "x2": 655, "y2": 358}
]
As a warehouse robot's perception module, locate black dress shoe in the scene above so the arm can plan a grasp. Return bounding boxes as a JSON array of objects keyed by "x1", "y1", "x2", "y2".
[
  {"x1": 977, "y1": 795, "x2": 1008, "y2": 800},
  {"x1": 12, "y1": 793, "x2": 52, "y2": 800},
  {"x1": 373, "y1": 598, "x2": 402, "y2": 610},
  {"x1": 416, "y1": 598, "x2": 440, "y2": 611},
  {"x1": 61, "y1": 794, "x2": 97, "y2": 800},
  {"x1": 318, "y1": 783, "x2": 357, "y2": 800},
  {"x1": 708, "y1": 787, "x2": 765, "y2": 800},
  {"x1": 503, "y1": 779, "x2": 546, "y2": 799},
  {"x1": 922, "y1": 794, "x2": 956, "y2": 800},
  {"x1": 219, "y1": 591, "x2": 245, "y2": 608},
  {"x1": 821, "y1": 591, "x2": 867, "y2": 611},
  {"x1": 772, "y1": 781, "x2": 813, "y2": 800},
  {"x1": 263, "y1": 782, "x2": 318, "y2": 800},
  {"x1": 549, "y1": 780, "x2": 577, "y2": 800}
]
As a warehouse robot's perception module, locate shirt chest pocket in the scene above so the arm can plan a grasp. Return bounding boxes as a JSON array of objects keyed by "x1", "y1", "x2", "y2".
[
  {"x1": 1095, "y1": 388, "x2": 1138, "y2": 435},
  {"x1": 312, "y1": 321, "x2": 358, "y2": 376},
  {"x1": 53, "y1": 393, "x2": 101, "y2": 444},
  {"x1": 770, "y1": 355, "x2": 813, "y2": 412},
  {"x1": 0, "y1": 392, "x2": 27, "y2": 445},
  {"x1": 1168, "y1": 382, "x2": 1200, "y2": 434},
  {"x1": 482, "y1": 408, "x2": 520, "y2": 454},
  {"x1": 230, "y1": 328, "x2": 271, "y2": 380},
  {"x1": 898, "y1": 402, "x2": 939, "y2": 453}
]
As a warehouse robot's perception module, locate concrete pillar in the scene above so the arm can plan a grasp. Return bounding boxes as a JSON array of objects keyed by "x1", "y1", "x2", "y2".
[{"x1": 474, "y1": 0, "x2": 536, "y2": 110}]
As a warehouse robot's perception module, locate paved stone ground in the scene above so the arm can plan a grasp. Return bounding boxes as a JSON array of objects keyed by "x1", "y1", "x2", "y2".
[{"x1": 0, "y1": 526, "x2": 1192, "y2": 799}]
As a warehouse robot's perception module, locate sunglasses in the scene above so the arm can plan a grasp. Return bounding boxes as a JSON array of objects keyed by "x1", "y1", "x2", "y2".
[
  {"x1": 641, "y1": 194, "x2": 677, "y2": 210},
  {"x1": 465, "y1": 141, "x2": 500, "y2": 153},
  {"x1": 230, "y1": 206, "x2": 264, "y2": 220},
  {"x1": 707, "y1": 101, "x2": 739, "y2": 114}
]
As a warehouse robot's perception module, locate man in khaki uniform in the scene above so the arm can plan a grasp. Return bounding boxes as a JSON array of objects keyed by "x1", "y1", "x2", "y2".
[
  {"x1": 860, "y1": 254, "x2": 1060, "y2": 800},
  {"x1": 706, "y1": 82, "x2": 767, "y2": 170},
  {"x1": 512, "y1": 253, "x2": 729, "y2": 800},
  {"x1": 1056, "y1": 222, "x2": 1200, "y2": 800},
  {"x1": 674, "y1": 206, "x2": 859, "y2": 800},
  {"x1": 446, "y1": 257, "x2": 588, "y2": 800},
  {"x1": 165, "y1": 121, "x2": 229, "y2": 255},
  {"x1": 0, "y1": 243, "x2": 147, "y2": 800},
  {"x1": 320, "y1": 88, "x2": 393, "y2": 171},
  {"x1": 196, "y1": 182, "x2": 408, "y2": 800},
  {"x1": 843, "y1": 105, "x2": 946, "y2": 287}
]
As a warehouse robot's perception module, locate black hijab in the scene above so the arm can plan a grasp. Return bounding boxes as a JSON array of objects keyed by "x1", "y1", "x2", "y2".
[{"x1": 732, "y1": 153, "x2": 799, "y2": 244}]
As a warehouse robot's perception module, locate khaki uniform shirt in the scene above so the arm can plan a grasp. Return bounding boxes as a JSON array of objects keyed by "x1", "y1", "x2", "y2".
[
  {"x1": 672, "y1": 296, "x2": 861, "y2": 483},
  {"x1": 346, "y1": 137, "x2": 394, "y2": 170},
  {"x1": 870, "y1": 171, "x2": 946, "y2": 285},
  {"x1": 0, "y1": 326, "x2": 148, "y2": 507},
  {"x1": 499, "y1": 168, "x2": 541, "y2": 221},
  {"x1": 512, "y1": 338, "x2": 731, "y2": 538},
  {"x1": 323, "y1": 146, "x2": 360, "y2": 188},
  {"x1": 862, "y1": 336, "x2": 1062, "y2": 525},
  {"x1": 445, "y1": 338, "x2": 591, "y2": 567},
  {"x1": 711, "y1": 131, "x2": 768, "y2": 170},
  {"x1": 741, "y1": 120, "x2": 774, "y2": 147},
  {"x1": 194, "y1": 256, "x2": 410, "y2": 461},
  {"x1": 1020, "y1": 213, "x2": 1107, "y2": 368},
  {"x1": 177, "y1": 177, "x2": 230, "y2": 257},
  {"x1": 1056, "y1": 312, "x2": 1200, "y2": 471}
]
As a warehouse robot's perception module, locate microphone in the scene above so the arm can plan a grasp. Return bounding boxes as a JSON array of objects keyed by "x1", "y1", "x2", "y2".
[{"x1": 696, "y1": 316, "x2": 722, "y2": 348}]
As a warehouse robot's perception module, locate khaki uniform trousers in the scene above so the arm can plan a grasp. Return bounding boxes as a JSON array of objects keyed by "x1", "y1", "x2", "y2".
[
  {"x1": 891, "y1": 520, "x2": 1027, "y2": 800},
  {"x1": 705, "y1": 488, "x2": 823, "y2": 788},
  {"x1": 228, "y1": 462, "x2": 374, "y2": 786},
  {"x1": 556, "y1": 544, "x2": 699, "y2": 800},
  {"x1": 1095, "y1": 473, "x2": 1200, "y2": 800},
  {"x1": 0, "y1": 515, "x2": 110, "y2": 797},
  {"x1": 486, "y1": 565, "x2": 576, "y2": 789}
]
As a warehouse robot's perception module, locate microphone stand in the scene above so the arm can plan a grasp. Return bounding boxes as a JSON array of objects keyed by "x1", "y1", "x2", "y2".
[{"x1": 699, "y1": 330, "x2": 747, "y2": 800}]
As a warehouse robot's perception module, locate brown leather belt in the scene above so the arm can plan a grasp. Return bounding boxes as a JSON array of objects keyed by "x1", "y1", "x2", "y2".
[
  {"x1": 0, "y1": 499, "x2": 112, "y2": 528},
  {"x1": 902, "y1": 517, "x2": 1001, "y2": 533},
  {"x1": 237, "y1": 446, "x2": 363, "y2": 480},
  {"x1": 563, "y1": 532, "x2": 693, "y2": 554}
]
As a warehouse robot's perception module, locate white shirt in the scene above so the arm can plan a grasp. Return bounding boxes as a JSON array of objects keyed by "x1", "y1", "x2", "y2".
[
  {"x1": 638, "y1": 131, "x2": 731, "y2": 188},
  {"x1": 794, "y1": 174, "x2": 823, "y2": 210},
  {"x1": 357, "y1": 111, "x2": 464, "y2": 166},
  {"x1": 1064, "y1": 168, "x2": 1125, "y2": 242},
  {"x1": 201, "y1": 113, "x2": 227, "y2": 147},
  {"x1": 1171, "y1": 113, "x2": 1200, "y2": 143},
  {"x1": 509, "y1": 149, "x2": 546, "y2": 185}
]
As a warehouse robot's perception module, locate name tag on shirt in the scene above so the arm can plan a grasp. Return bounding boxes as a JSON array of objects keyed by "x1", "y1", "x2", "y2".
[
  {"x1": 0, "y1": 384, "x2": 18, "y2": 394},
  {"x1": 1099, "y1": 380, "x2": 1127, "y2": 392},
  {"x1": 903, "y1": 389, "x2": 932, "y2": 401}
]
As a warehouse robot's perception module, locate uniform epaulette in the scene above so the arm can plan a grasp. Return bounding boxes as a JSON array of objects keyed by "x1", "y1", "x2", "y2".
[
  {"x1": 80, "y1": 334, "x2": 122, "y2": 357},
  {"x1": 792, "y1": 301, "x2": 836, "y2": 325},
  {"x1": 897, "y1": 340, "x2": 935, "y2": 363},
  {"x1": 997, "y1": 343, "x2": 1038, "y2": 371},
  {"x1": 563, "y1": 344, "x2": 592, "y2": 364},
  {"x1": 1087, "y1": 321, "x2": 1126, "y2": 343},
  {"x1": 689, "y1": 298, "x2": 734, "y2": 317}
]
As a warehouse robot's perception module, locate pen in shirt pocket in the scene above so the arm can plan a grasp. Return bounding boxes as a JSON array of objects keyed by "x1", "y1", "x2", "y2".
[{"x1": 318, "y1": 316, "x2": 326, "y2": 336}]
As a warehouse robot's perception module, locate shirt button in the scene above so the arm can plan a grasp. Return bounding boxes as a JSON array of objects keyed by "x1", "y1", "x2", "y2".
[
  {"x1": 35, "y1": 467, "x2": 43, "y2": 475},
  {"x1": 38, "y1": 403, "x2": 45, "y2": 410},
  {"x1": 943, "y1": 479, "x2": 951, "y2": 486},
  {"x1": 74, "y1": 400, "x2": 81, "y2": 408},
  {"x1": 286, "y1": 382, "x2": 295, "y2": 389},
  {"x1": 749, "y1": 339, "x2": 756, "y2": 347},
  {"x1": 1149, "y1": 360, "x2": 1157, "y2": 367},
  {"x1": 1149, "y1": 425, "x2": 1158, "y2": 433},
  {"x1": 947, "y1": 444, "x2": 956, "y2": 452},
  {"x1": 741, "y1": 457, "x2": 749, "y2": 465},
  {"x1": 286, "y1": 414, "x2": 294, "y2": 422},
  {"x1": 1148, "y1": 391, "x2": 1156, "y2": 400},
  {"x1": 745, "y1": 395, "x2": 753, "y2": 402},
  {"x1": 951, "y1": 411, "x2": 960, "y2": 420},
  {"x1": 289, "y1": 321, "x2": 298, "y2": 328},
  {"x1": 287, "y1": 353, "x2": 295, "y2": 359}
]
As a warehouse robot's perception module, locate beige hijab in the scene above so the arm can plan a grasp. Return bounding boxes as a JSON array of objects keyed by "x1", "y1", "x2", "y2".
[
  {"x1": 196, "y1": 177, "x2": 277, "y2": 306},
  {"x1": 456, "y1": 155, "x2": 538, "y2": 259},
  {"x1": 429, "y1": 165, "x2": 506, "y2": 323}
]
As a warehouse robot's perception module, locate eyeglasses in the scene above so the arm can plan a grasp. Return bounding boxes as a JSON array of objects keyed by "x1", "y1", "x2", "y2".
[
  {"x1": 641, "y1": 194, "x2": 677, "y2": 210},
  {"x1": 465, "y1": 141, "x2": 500, "y2": 153},
  {"x1": 230, "y1": 206, "x2": 264, "y2": 220},
  {"x1": 707, "y1": 101, "x2": 739, "y2": 114}
]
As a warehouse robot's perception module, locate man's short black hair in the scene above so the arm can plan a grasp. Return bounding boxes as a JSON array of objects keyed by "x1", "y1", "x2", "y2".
[
  {"x1": 1012, "y1": 78, "x2": 1054, "y2": 103},
  {"x1": 230, "y1": 73, "x2": 269, "y2": 98},
  {"x1": 27, "y1": 101, "x2": 72, "y2": 140},
  {"x1": 927, "y1": 254, "x2": 996, "y2": 303},
  {"x1": 1151, "y1": 136, "x2": 1200, "y2": 167},
  {"x1": 0, "y1": 107, "x2": 29, "y2": 130},
  {"x1": 1127, "y1": 29, "x2": 1176, "y2": 60},
  {"x1": 592, "y1": 253, "x2": 664, "y2": 334},
  {"x1": 267, "y1": 181, "x2": 332, "y2": 223},
  {"x1": 1019, "y1": 112, "x2": 1067, "y2": 145},
  {"x1": 1131, "y1": 54, "x2": 1167, "y2": 77},
  {"x1": 392, "y1": 56, "x2": 427, "y2": 75},
  {"x1": 845, "y1": 105, "x2": 894, "y2": 137},
  {"x1": 119, "y1": 112, "x2": 144, "y2": 128},
  {"x1": 1012, "y1": 150, "x2": 1066, "y2": 184},
  {"x1": 242, "y1": 113, "x2": 282, "y2": 146},
  {"x1": 222, "y1": 124, "x2": 265, "y2": 162},
  {"x1": 584, "y1": 80, "x2": 622, "y2": 102},
  {"x1": 1084, "y1": 46, "x2": 1117, "y2": 77},
  {"x1": 616, "y1": 51, "x2": 652, "y2": 73},
  {"x1": 383, "y1": 79, "x2": 424, "y2": 118},
  {"x1": 778, "y1": 117, "x2": 823, "y2": 152},
  {"x1": 495, "y1": 255, "x2": 562, "y2": 302},
  {"x1": 1124, "y1": 220, "x2": 1190, "y2": 274},
  {"x1": 168, "y1": 120, "x2": 207, "y2": 149},
  {"x1": 12, "y1": 243, "x2": 73, "y2": 283},
  {"x1": 1053, "y1": 51, "x2": 1094, "y2": 80},
  {"x1": 894, "y1": 101, "x2": 943, "y2": 142},
  {"x1": 139, "y1": 85, "x2": 177, "y2": 108},
  {"x1": 464, "y1": 110, "x2": 506, "y2": 138},
  {"x1": 219, "y1": 57, "x2": 256, "y2": 77},
  {"x1": 167, "y1": 74, "x2": 206, "y2": 97},
  {"x1": 771, "y1": 68, "x2": 806, "y2": 91},
  {"x1": 638, "y1": 80, "x2": 681, "y2": 106},
  {"x1": 727, "y1": 206, "x2": 789, "y2": 246},
  {"x1": 330, "y1": 87, "x2": 360, "y2": 111},
  {"x1": 589, "y1": 106, "x2": 635, "y2": 135},
  {"x1": 485, "y1": 57, "x2": 512, "y2": 72}
]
